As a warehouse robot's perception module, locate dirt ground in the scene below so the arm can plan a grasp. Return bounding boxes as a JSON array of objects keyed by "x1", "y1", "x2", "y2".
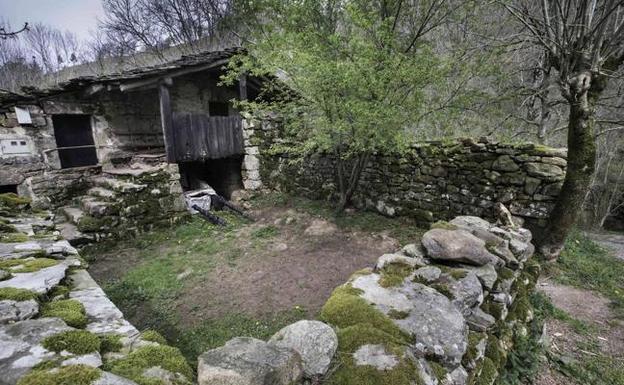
[{"x1": 87, "y1": 200, "x2": 404, "y2": 329}]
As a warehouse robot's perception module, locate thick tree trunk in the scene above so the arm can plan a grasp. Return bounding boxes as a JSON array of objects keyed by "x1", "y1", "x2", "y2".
[
  {"x1": 335, "y1": 154, "x2": 369, "y2": 213},
  {"x1": 538, "y1": 73, "x2": 600, "y2": 259}
]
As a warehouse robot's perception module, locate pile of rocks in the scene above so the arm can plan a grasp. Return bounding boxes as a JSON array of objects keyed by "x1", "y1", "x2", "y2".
[
  {"x1": 198, "y1": 214, "x2": 539, "y2": 385},
  {"x1": 0, "y1": 208, "x2": 192, "y2": 385}
]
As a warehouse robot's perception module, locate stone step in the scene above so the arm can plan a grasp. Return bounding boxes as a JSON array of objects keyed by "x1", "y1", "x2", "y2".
[
  {"x1": 92, "y1": 176, "x2": 147, "y2": 193},
  {"x1": 57, "y1": 222, "x2": 96, "y2": 246},
  {"x1": 80, "y1": 197, "x2": 116, "y2": 217},
  {"x1": 87, "y1": 187, "x2": 116, "y2": 200},
  {"x1": 61, "y1": 206, "x2": 85, "y2": 225}
]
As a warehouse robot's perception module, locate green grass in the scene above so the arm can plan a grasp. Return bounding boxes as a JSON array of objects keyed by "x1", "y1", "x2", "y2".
[
  {"x1": 543, "y1": 230, "x2": 624, "y2": 316},
  {"x1": 249, "y1": 192, "x2": 425, "y2": 244},
  {"x1": 175, "y1": 308, "x2": 307, "y2": 366}
]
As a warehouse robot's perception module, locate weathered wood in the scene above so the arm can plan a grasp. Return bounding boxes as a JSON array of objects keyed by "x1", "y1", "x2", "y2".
[
  {"x1": 239, "y1": 74, "x2": 248, "y2": 101},
  {"x1": 159, "y1": 83, "x2": 176, "y2": 162},
  {"x1": 171, "y1": 113, "x2": 243, "y2": 161}
]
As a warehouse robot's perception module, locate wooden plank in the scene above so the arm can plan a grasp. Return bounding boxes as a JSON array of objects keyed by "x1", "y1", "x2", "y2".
[{"x1": 158, "y1": 83, "x2": 176, "y2": 162}]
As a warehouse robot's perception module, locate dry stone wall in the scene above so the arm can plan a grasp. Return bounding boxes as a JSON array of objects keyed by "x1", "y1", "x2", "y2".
[
  {"x1": 196, "y1": 215, "x2": 541, "y2": 385},
  {"x1": 0, "y1": 204, "x2": 192, "y2": 385},
  {"x1": 251, "y1": 127, "x2": 567, "y2": 228}
]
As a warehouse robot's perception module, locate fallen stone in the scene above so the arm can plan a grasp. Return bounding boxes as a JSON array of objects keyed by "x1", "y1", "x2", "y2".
[
  {"x1": 448, "y1": 273, "x2": 484, "y2": 314},
  {"x1": 353, "y1": 344, "x2": 398, "y2": 370},
  {"x1": 466, "y1": 308, "x2": 496, "y2": 332},
  {"x1": 269, "y1": 320, "x2": 337, "y2": 377},
  {"x1": 0, "y1": 300, "x2": 38, "y2": 324},
  {"x1": 421, "y1": 229, "x2": 503, "y2": 267},
  {"x1": 197, "y1": 337, "x2": 303, "y2": 385}
]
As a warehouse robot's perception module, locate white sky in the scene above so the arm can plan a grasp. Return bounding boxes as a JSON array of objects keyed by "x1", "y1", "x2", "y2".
[{"x1": 0, "y1": 0, "x2": 105, "y2": 40}]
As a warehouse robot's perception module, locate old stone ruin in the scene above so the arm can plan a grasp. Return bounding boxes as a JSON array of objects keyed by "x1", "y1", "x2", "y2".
[{"x1": 1, "y1": 183, "x2": 538, "y2": 385}]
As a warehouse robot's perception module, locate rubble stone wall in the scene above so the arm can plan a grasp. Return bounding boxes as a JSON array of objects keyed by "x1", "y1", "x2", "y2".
[{"x1": 252, "y1": 126, "x2": 567, "y2": 227}]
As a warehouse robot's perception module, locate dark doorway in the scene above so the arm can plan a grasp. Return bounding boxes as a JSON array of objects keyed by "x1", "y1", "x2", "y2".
[
  {"x1": 0, "y1": 185, "x2": 18, "y2": 194},
  {"x1": 178, "y1": 156, "x2": 243, "y2": 199},
  {"x1": 52, "y1": 114, "x2": 98, "y2": 168}
]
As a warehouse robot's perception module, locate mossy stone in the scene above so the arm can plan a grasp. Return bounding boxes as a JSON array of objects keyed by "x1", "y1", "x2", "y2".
[
  {"x1": 428, "y1": 360, "x2": 448, "y2": 382},
  {"x1": 42, "y1": 330, "x2": 101, "y2": 355},
  {"x1": 41, "y1": 299, "x2": 88, "y2": 328},
  {"x1": 0, "y1": 233, "x2": 29, "y2": 243},
  {"x1": 430, "y1": 220, "x2": 458, "y2": 230},
  {"x1": 0, "y1": 222, "x2": 18, "y2": 233},
  {"x1": 378, "y1": 263, "x2": 413, "y2": 288},
  {"x1": 0, "y1": 258, "x2": 59, "y2": 273},
  {"x1": 0, "y1": 287, "x2": 38, "y2": 301},
  {"x1": 48, "y1": 285, "x2": 71, "y2": 299},
  {"x1": 475, "y1": 357, "x2": 498, "y2": 385},
  {"x1": 99, "y1": 334, "x2": 124, "y2": 354},
  {"x1": 17, "y1": 365, "x2": 100, "y2": 385},
  {"x1": 328, "y1": 356, "x2": 424, "y2": 385},
  {"x1": 337, "y1": 324, "x2": 406, "y2": 354},
  {"x1": 0, "y1": 193, "x2": 31, "y2": 208},
  {"x1": 103, "y1": 345, "x2": 193, "y2": 385}
]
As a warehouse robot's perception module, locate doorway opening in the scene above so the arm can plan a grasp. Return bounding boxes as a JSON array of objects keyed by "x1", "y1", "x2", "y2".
[
  {"x1": 0, "y1": 184, "x2": 18, "y2": 194},
  {"x1": 52, "y1": 114, "x2": 98, "y2": 168},
  {"x1": 178, "y1": 156, "x2": 243, "y2": 199}
]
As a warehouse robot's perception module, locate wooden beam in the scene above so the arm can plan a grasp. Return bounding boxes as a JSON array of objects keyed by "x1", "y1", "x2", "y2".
[
  {"x1": 239, "y1": 74, "x2": 248, "y2": 101},
  {"x1": 119, "y1": 59, "x2": 230, "y2": 92},
  {"x1": 159, "y1": 81, "x2": 176, "y2": 163}
]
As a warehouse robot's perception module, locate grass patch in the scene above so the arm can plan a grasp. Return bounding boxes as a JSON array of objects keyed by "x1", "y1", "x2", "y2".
[
  {"x1": 175, "y1": 307, "x2": 307, "y2": 366},
  {"x1": 543, "y1": 231, "x2": 624, "y2": 316},
  {"x1": 251, "y1": 225, "x2": 279, "y2": 239}
]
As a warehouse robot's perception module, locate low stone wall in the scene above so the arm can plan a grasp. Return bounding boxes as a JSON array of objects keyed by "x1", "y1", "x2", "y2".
[
  {"x1": 253, "y1": 130, "x2": 567, "y2": 227},
  {"x1": 0, "y1": 207, "x2": 192, "y2": 385},
  {"x1": 196, "y1": 215, "x2": 540, "y2": 385}
]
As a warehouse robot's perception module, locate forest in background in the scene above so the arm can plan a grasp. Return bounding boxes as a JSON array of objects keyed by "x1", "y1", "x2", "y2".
[{"x1": 1, "y1": 0, "x2": 623, "y2": 232}]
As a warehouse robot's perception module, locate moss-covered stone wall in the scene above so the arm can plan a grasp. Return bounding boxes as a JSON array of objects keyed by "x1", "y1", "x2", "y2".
[{"x1": 252, "y1": 125, "x2": 567, "y2": 228}]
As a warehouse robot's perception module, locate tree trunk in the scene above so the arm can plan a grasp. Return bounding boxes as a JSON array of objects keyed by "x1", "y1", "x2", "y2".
[
  {"x1": 538, "y1": 72, "x2": 601, "y2": 259},
  {"x1": 335, "y1": 153, "x2": 369, "y2": 213}
]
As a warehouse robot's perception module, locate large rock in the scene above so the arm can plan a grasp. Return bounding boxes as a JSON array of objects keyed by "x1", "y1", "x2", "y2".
[
  {"x1": 351, "y1": 274, "x2": 468, "y2": 366},
  {"x1": 448, "y1": 273, "x2": 484, "y2": 315},
  {"x1": 269, "y1": 320, "x2": 337, "y2": 377},
  {"x1": 421, "y1": 229, "x2": 502, "y2": 267},
  {"x1": 0, "y1": 300, "x2": 38, "y2": 324},
  {"x1": 0, "y1": 262, "x2": 68, "y2": 294},
  {"x1": 197, "y1": 337, "x2": 303, "y2": 385},
  {"x1": 353, "y1": 344, "x2": 399, "y2": 370},
  {"x1": 0, "y1": 318, "x2": 72, "y2": 385}
]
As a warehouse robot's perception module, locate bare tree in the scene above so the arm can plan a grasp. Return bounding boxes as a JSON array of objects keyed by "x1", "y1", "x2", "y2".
[
  {"x1": 0, "y1": 22, "x2": 28, "y2": 39},
  {"x1": 505, "y1": 0, "x2": 624, "y2": 259}
]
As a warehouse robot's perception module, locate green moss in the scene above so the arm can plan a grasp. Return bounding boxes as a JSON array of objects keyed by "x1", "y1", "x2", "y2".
[
  {"x1": 475, "y1": 357, "x2": 498, "y2": 385},
  {"x1": 328, "y1": 355, "x2": 424, "y2": 385},
  {"x1": 428, "y1": 361, "x2": 448, "y2": 382},
  {"x1": 48, "y1": 285, "x2": 70, "y2": 299},
  {"x1": 337, "y1": 324, "x2": 407, "y2": 353},
  {"x1": 0, "y1": 193, "x2": 31, "y2": 208},
  {"x1": 100, "y1": 334, "x2": 124, "y2": 354},
  {"x1": 508, "y1": 296, "x2": 532, "y2": 322},
  {"x1": 140, "y1": 329, "x2": 167, "y2": 345},
  {"x1": 0, "y1": 287, "x2": 38, "y2": 301},
  {"x1": 387, "y1": 309, "x2": 410, "y2": 320},
  {"x1": 41, "y1": 299, "x2": 88, "y2": 328},
  {"x1": 42, "y1": 330, "x2": 101, "y2": 354},
  {"x1": 31, "y1": 358, "x2": 63, "y2": 371},
  {"x1": 77, "y1": 216, "x2": 110, "y2": 233},
  {"x1": 430, "y1": 220, "x2": 458, "y2": 230},
  {"x1": 497, "y1": 267, "x2": 514, "y2": 280},
  {"x1": 17, "y1": 365, "x2": 101, "y2": 385},
  {"x1": 378, "y1": 263, "x2": 413, "y2": 288},
  {"x1": 431, "y1": 283, "x2": 454, "y2": 299},
  {"x1": 320, "y1": 285, "x2": 410, "y2": 343},
  {"x1": 0, "y1": 233, "x2": 29, "y2": 243},
  {"x1": 0, "y1": 258, "x2": 59, "y2": 273},
  {"x1": 449, "y1": 269, "x2": 468, "y2": 280},
  {"x1": 484, "y1": 335, "x2": 505, "y2": 368},
  {"x1": 481, "y1": 300, "x2": 505, "y2": 321},
  {"x1": 103, "y1": 345, "x2": 193, "y2": 385},
  {"x1": 462, "y1": 332, "x2": 486, "y2": 367},
  {"x1": 0, "y1": 222, "x2": 18, "y2": 233}
]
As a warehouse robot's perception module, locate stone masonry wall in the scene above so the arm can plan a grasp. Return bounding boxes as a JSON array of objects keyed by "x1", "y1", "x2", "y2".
[{"x1": 251, "y1": 127, "x2": 567, "y2": 228}]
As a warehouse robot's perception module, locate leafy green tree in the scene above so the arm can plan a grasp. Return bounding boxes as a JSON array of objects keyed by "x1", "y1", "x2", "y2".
[{"x1": 225, "y1": 0, "x2": 457, "y2": 211}]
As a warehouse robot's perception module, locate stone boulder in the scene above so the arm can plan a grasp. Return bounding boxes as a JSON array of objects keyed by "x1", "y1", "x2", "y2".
[
  {"x1": 421, "y1": 229, "x2": 502, "y2": 267},
  {"x1": 353, "y1": 344, "x2": 399, "y2": 370},
  {"x1": 448, "y1": 273, "x2": 484, "y2": 315},
  {"x1": 0, "y1": 300, "x2": 38, "y2": 324},
  {"x1": 197, "y1": 337, "x2": 303, "y2": 385},
  {"x1": 269, "y1": 320, "x2": 337, "y2": 377}
]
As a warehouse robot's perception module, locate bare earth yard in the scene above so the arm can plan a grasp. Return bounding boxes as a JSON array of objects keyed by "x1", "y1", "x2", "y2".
[{"x1": 84, "y1": 193, "x2": 421, "y2": 364}]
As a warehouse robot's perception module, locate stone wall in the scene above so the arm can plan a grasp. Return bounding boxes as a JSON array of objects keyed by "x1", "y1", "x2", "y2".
[
  {"x1": 252, "y1": 127, "x2": 567, "y2": 228},
  {"x1": 196, "y1": 215, "x2": 541, "y2": 385},
  {"x1": 0, "y1": 206, "x2": 192, "y2": 385}
]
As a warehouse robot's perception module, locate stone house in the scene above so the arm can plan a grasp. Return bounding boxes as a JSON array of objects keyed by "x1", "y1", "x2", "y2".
[{"x1": 0, "y1": 48, "x2": 263, "y2": 242}]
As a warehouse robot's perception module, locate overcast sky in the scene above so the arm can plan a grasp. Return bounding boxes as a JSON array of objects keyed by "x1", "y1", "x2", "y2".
[{"x1": 0, "y1": 0, "x2": 105, "y2": 40}]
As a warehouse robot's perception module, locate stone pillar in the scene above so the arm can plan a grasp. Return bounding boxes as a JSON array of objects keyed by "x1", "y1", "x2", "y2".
[{"x1": 241, "y1": 117, "x2": 263, "y2": 190}]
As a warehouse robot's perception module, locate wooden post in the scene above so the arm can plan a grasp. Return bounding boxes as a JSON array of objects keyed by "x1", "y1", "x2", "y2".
[
  {"x1": 159, "y1": 78, "x2": 176, "y2": 163},
  {"x1": 239, "y1": 74, "x2": 248, "y2": 101}
]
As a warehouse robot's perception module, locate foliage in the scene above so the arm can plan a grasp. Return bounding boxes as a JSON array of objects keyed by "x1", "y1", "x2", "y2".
[
  {"x1": 41, "y1": 299, "x2": 88, "y2": 329},
  {"x1": 99, "y1": 334, "x2": 124, "y2": 354},
  {"x1": 42, "y1": 330, "x2": 101, "y2": 355}
]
